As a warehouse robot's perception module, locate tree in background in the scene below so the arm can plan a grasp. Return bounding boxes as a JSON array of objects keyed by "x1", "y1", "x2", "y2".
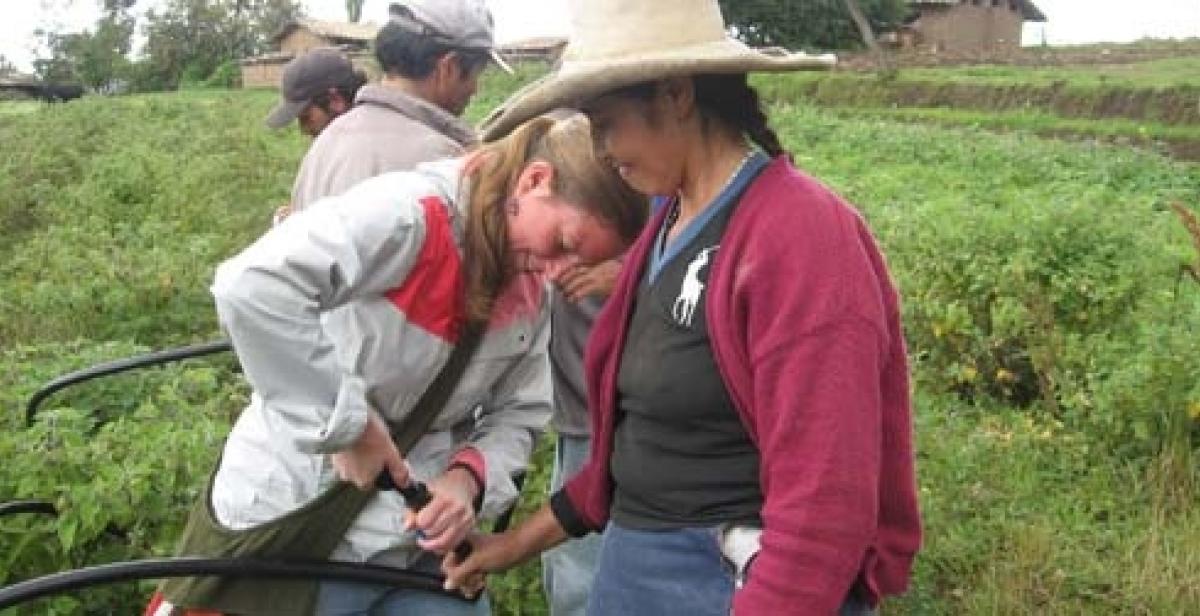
[
  {"x1": 718, "y1": 0, "x2": 909, "y2": 51},
  {"x1": 102, "y1": 0, "x2": 137, "y2": 11},
  {"x1": 346, "y1": 0, "x2": 365, "y2": 23},
  {"x1": 24, "y1": 0, "x2": 301, "y2": 92},
  {"x1": 138, "y1": 0, "x2": 301, "y2": 90},
  {"x1": 842, "y1": 0, "x2": 894, "y2": 73},
  {"x1": 33, "y1": 2, "x2": 135, "y2": 90}
]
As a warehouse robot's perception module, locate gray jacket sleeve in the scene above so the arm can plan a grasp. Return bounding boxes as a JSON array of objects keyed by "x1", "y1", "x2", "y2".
[
  {"x1": 212, "y1": 176, "x2": 426, "y2": 454},
  {"x1": 471, "y1": 300, "x2": 554, "y2": 518}
]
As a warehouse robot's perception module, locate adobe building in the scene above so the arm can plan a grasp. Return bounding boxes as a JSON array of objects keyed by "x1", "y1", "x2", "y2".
[
  {"x1": 241, "y1": 19, "x2": 381, "y2": 88},
  {"x1": 495, "y1": 37, "x2": 568, "y2": 64},
  {"x1": 905, "y1": 0, "x2": 1046, "y2": 52}
]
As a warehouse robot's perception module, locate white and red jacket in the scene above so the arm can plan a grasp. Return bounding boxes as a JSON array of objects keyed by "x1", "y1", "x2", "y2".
[{"x1": 209, "y1": 159, "x2": 550, "y2": 568}]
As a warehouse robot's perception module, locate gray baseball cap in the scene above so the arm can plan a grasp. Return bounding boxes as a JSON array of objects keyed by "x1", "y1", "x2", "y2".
[
  {"x1": 387, "y1": 0, "x2": 512, "y2": 73},
  {"x1": 265, "y1": 48, "x2": 358, "y2": 129}
]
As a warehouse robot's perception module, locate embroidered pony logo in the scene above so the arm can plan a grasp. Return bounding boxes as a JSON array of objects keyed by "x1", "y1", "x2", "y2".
[{"x1": 672, "y1": 246, "x2": 717, "y2": 327}]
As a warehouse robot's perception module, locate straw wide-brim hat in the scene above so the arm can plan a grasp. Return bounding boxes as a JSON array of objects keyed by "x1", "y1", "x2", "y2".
[{"x1": 479, "y1": 0, "x2": 836, "y2": 142}]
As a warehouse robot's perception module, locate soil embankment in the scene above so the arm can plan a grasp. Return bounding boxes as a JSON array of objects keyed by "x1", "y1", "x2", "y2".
[{"x1": 770, "y1": 42, "x2": 1200, "y2": 160}]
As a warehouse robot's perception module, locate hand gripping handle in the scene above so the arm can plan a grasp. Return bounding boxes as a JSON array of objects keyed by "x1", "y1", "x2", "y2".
[{"x1": 375, "y1": 472, "x2": 474, "y2": 561}]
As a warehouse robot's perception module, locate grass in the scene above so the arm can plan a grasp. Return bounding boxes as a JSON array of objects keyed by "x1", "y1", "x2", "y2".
[
  {"x1": 755, "y1": 54, "x2": 1200, "y2": 159},
  {"x1": 766, "y1": 54, "x2": 1200, "y2": 91},
  {"x1": 0, "y1": 101, "x2": 43, "y2": 116},
  {"x1": 823, "y1": 105, "x2": 1200, "y2": 152},
  {"x1": 899, "y1": 56, "x2": 1200, "y2": 89},
  {"x1": 892, "y1": 395, "x2": 1200, "y2": 614},
  {"x1": 0, "y1": 73, "x2": 1196, "y2": 614},
  {"x1": 466, "y1": 61, "x2": 550, "y2": 125},
  {"x1": 768, "y1": 101, "x2": 1200, "y2": 613}
]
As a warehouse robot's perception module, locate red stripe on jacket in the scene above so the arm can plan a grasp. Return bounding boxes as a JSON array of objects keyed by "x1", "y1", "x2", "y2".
[
  {"x1": 386, "y1": 196, "x2": 464, "y2": 343},
  {"x1": 383, "y1": 195, "x2": 546, "y2": 488},
  {"x1": 144, "y1": 592, "x2": 222, "y2": 616}
]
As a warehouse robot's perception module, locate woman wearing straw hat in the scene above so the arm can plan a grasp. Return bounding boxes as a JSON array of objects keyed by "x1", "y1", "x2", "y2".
[{"x1": 443, "y1": 1, "x2": 921, "y2": 615}]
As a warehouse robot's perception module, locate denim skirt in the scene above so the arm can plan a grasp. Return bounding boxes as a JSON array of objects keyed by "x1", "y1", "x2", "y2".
[{"x1": 586, "y1": 521, "x2": 875, "y2": 616}]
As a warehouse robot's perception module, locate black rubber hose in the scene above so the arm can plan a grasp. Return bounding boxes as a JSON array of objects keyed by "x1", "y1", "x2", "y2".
[
  {"x1": 0, "y1": 557, "x2": 474, "y2": 610},
  {"x1": 0, "y1": 500, "x2": 56, "y2": 518},
  {"x1": 491, "y1": 471, "x2": 525, "y2": 533},
  {"x1": 26, "y1": 340, "x2": 233, "y2": 426}
]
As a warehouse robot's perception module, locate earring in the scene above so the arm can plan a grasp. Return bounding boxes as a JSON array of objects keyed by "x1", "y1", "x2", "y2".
[{"x1": 505, "y1": 198, "x2": 520, "y2": 216}]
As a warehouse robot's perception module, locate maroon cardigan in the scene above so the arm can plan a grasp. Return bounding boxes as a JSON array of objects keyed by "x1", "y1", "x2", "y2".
[{"x1": 551, "y1": 156, "x2": 921, "y2": 614}]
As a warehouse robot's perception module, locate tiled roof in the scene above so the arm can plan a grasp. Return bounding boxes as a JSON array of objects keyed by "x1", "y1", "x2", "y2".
[
  {"x1": 496, "y1": 36, "x2": 568, "y2": 51},
  {"x1": 275, "y1": 19, "x2": 381, "y2": 43}
]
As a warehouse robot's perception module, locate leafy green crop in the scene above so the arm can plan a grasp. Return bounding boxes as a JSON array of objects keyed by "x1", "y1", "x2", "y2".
[
  {"x1": 1, "y1": 341, "x2": 244, "y2": 614},
  {"x1": 0, "y1": 69, "x2": 1196, "y2": 613}
]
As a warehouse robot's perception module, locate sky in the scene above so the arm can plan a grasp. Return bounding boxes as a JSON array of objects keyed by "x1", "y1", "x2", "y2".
[{"x1": 2, "y1": 0, "x2": 1198, "y2": 73}]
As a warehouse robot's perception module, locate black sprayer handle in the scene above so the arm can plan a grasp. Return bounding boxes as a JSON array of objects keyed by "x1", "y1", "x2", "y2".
[{"x1": 375, "y1": 472, "x2": 474, "y2": 561}]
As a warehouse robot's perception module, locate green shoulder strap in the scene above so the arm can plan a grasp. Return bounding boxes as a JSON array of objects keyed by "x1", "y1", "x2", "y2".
[
  {"x1": 388, "y1": 319, "x2": 487, "y2": 452},
  {"x1": 160, "y1": 319, "x2": 489, "y2": 616}
]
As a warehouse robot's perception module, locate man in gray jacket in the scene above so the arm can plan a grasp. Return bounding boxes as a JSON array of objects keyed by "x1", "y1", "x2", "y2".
[{"x1": 289, "y1": 0, "x2": 509, "y2": 211}]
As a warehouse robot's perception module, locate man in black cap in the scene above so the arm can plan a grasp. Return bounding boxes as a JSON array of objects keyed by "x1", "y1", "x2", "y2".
[
  {"x1": 288, "y1": 0, "x2": 511, "y2": 212},
  {"x1": 265, "y1": 47, "x2": 367, "y2": 138}
]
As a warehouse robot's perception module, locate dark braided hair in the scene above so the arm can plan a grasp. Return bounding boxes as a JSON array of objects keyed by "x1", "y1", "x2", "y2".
[
  {"x1": 599, "y1": 74, "x2": 786, "y2": 157},
  {"x1": 692, "y1": 73, "x2": 785, "y2": 158}
]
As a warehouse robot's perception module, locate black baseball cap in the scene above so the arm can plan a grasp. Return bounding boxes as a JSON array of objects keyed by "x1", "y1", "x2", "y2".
[{"x1": 265, "y1": 48, "x2": 358, "y2": 129}]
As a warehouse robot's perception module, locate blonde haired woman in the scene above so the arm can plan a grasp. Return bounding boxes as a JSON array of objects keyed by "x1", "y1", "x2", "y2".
[
  {"x1": 147, "y1": 114, "x2": 646, "y2": 616},
  {"x1": 444, "y1": 1, "x2": 921, "y2": 615}
]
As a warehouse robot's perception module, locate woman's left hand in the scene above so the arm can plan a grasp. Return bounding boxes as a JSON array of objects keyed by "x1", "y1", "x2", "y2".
[
  {"x1": 332, "y1": 412, "x2": 409, "y2": 490},
  {"x1": 552, "y1": 260, "x2": 621, "y2": 303},
  {"x1": 407, "y1": 467, "x2": 480, "y2": 554}
]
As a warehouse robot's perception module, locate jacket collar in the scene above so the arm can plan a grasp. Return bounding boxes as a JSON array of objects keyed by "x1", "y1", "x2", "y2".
[
  {"x1": 354, "y1": 83, "x2": 477, "y2": 148},
  {"x1": 414, "y1": 158, "x2": 472, "y2": 236}
]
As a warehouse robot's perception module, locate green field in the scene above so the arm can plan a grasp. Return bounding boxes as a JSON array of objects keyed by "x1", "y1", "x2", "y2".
[
  {"x1": 814, "y1": 105, "x2": 1200, "y2": 162},
  {"x1": 756, "y1": 51, "x2": 1200, "y2": 159},
  {"x1": 896, "y1": 55, "x2": 1200, "y2": 88},
  {"x1": 1, "y1": 67, "x2": 1198, "y2": 614},
  {"x1": 0, "y1": 101, "x2": 41, "y2": 117}
]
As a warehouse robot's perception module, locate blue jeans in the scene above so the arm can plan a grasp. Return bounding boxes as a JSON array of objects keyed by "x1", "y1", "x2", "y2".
[
  {"x1": 542, "y1": 434, "x2": 603, "y2": 616},
  {"x1": 316, "y1": 553, "x2": 492, "y2": 616},
  {"x1": 587, "y1": 521, "x2": 876, "y2": 616}
]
